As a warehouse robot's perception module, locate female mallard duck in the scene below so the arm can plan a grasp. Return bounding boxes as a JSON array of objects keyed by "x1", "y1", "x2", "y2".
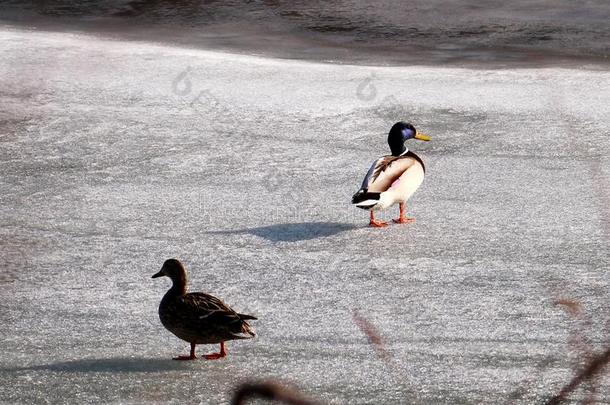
[
  {"x1": 352, "y1": 122, "x2": 431, "y2": 227},
  {"x1": 152, "y1": 258, "x2": 257, "y2": 360}
]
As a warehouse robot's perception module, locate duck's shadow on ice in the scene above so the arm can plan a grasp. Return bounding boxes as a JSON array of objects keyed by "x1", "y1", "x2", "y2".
[
  {"x1": 209, "y1": 222, "x2": 358, "y2": 242},
  {"x1": 208, "y1": 222, "x2": 358, "y2": 242},
  {"x1": 9, "y1": 358, "x2": 186, "y2": 373}
]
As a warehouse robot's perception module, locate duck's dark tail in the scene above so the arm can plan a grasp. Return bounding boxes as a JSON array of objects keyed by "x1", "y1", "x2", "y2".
[
  {"x1": 351, "y1": 189, "x2": 381, "y2": 210},
  {"x1": 235, "y1": 313, "x2": 257, "y2": 338}
]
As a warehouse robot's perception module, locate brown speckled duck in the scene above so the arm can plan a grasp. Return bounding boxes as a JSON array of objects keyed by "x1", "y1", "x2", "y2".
[{"x1": 152, "y1": 258, "x2": 257, "y2": 361}]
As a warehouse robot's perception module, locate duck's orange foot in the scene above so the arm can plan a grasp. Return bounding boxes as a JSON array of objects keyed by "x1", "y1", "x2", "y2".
[
  {"x1": 368, "y1": 219, "x2": 388, "y2": 228},
  {"x1": 392, "y1": 217, "x2": 416, "y2": 224},
  {"x1": 204, "y1": 352, "x2": 226, "y2": 360},
  {"x1": 173, "y1": 342, "x2": 197, "y2": 360},
  {"x1": 173, "y1": 354, "x2": 197, "y2": 361},
  {"x1": 368, "y1": 212, "x2": 387, "y2": 228},
  {"x1": 204, "y1": 342, "x2": 227, "y2": 360}
]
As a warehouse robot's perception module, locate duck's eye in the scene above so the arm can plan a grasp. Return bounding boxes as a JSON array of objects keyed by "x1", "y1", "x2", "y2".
[{"x1": 403, "y1": 129, "x2": 414, "y2": 139}]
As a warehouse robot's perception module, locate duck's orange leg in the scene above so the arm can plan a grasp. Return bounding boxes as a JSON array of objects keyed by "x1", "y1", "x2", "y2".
[
  {"x1": 173, "y1": 342, "x2": 197, "y2": 360},
  {"x1": 204, "y1": 341, "x2": 227, "y2": 360},
  {"x1": 393, "y1": 202, "x2": 416, "y2": 224},
  {"x1": 369, "y1": 211, "x2": 388, "y2": 228}
]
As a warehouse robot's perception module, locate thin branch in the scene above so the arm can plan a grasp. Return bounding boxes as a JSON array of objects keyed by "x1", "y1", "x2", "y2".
[
  {"x1": 545, "y1": 347, "x2": 610, "y2": 405},
  {"x1": 353, "y1": 310, "x2": 391, "y2": 362}
]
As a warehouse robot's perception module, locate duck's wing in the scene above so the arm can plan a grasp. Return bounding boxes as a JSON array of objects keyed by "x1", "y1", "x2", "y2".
[
  {"x1": 177, "y1": 292, "x2": 256, "y2": 337},
  {"x1": 352, "y1": 156, "x2": 401, "y2": 207},
  {"x1": 237, "y1": 313, "x2": 258, "y2": 320},
  {"x1": 358, "y1": 155, "x2": 418, "y2": 192},
  {"x1": 352, "y1": 152, "x2": 426, "y2": 209},
  {"x1": 358, "y1": 156, "x2": 386, "y2": 191},
  {"x1": 370, "y1": 155, "x2": 420, "y2": 193}
]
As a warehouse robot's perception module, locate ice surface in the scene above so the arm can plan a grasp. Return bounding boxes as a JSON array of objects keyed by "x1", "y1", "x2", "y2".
[{"x1": 0, "y1": 27, "x2": 609, "y2": 404}]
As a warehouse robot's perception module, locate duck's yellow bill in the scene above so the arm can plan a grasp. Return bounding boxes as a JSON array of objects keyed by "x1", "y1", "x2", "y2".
[{"x1": 415, "y1": 132, "x2": 431, "y2": 141}]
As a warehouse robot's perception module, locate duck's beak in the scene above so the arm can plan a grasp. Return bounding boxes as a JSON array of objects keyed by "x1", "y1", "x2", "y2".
[
  {"x1": 152, "y1": 269, "x2": 165, "y2": 278},
  {"x1": 414, "y1": 132, "x2": 431, "y2": 141}
]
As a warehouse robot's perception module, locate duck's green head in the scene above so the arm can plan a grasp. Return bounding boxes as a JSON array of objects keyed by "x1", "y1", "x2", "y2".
[{"x1": 387, "y1": 122, "x2": 430, "y2": 156}]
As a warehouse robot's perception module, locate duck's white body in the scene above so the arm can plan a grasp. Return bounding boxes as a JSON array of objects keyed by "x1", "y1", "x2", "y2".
[{"x1": 352, "y1": 150, "x2": 425, "y2": 211}]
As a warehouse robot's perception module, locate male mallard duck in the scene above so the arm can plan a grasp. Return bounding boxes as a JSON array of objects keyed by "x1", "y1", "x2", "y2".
[
  {"x1": 352, "y1": 122, "x2": 431, "y2": 227},
  {"x1": 152, "y1": 258, "x2": 257, "y2": 360}
]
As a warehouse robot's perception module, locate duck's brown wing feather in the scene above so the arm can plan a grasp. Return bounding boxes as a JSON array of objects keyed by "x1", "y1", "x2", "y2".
[
  {"x1": 177, "y1": 292, "x2": 256, "y2": 337},
  {"x1": 359, "y1": 154, "x2": 418, "y2": 193},
  {"x1": 360, "y1": 152, "x2": 425, "y2": 192}
]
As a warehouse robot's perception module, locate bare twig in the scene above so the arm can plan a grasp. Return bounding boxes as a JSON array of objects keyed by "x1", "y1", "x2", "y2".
[
  {"x1": 353, "y1": 310, "x2": 391, "y2": 362},
  {"x1": 545, "y1": 347, "x2": 610, "y2": 405},
  {"x1": 552, "y1": 297, "x2": 593, "y2": 363},
  {"x1": 552, "y1": 299, "x2": 582, "y2": 317}
]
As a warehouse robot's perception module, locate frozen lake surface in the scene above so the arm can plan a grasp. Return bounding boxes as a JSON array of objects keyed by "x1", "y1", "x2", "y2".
[{"x1": 0, "y1": 28, "x2": 609, "y2": 404}]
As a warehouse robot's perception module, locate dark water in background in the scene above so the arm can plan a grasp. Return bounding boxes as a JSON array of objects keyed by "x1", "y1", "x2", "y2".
[{"x1": 1, "y1": 0, "x2": 609, "y2": 66}]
